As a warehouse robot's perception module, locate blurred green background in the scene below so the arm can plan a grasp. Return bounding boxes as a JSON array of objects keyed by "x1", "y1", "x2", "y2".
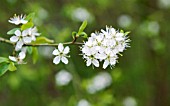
[{"x1": 0, "y1": 0, "x2": 170, "y2": 106}]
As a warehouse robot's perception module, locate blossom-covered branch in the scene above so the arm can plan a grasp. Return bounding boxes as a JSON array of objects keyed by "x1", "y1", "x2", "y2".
[
  {"x1": 0, "y1": 36, "x2": 83, "y2": 46},
  {"x1": 0, "y1": 13, "x2": 130, "y2": 77}
]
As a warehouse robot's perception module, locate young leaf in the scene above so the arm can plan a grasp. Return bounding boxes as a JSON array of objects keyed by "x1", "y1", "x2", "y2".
[
  {"x1": 72, "y1": 31, "x2": 77, "y2": 39},
  {"x1": 8, "y1": 62, "x2": 17, "y2": 71},
  {"x1": 25, "y1": 12, "x2": 35, "y2": 21},
  {"x1": 32, "y1": 47, "x2": 38, "y2": 64},
  {"x1": 78, "y1": 20, "x2": 87, "y2": 34},
  {"x1": 27, "y1": 47, "x2": 33, "y2": 54},
  {"x1": 72, "y1": 31, "x2": 77, "y2": 36},
  {"x1": 7, "y1": 28, "x2": 20, "y2": 35},
  {"x1": 0, "y1": 62, "x2": 9, "y2": 76},
  {"x1": 0, "y1": 57, "x2": 9, "y2": 63},
  {"x1": 21, "y1": 22, "x2": 34, "y2": 30},
  {"x1": 79, "y1": 32, "x2": 88, "y2": 38},
  {"x1": 31, "y1": 37, "x2": 54, "y2": 44}
]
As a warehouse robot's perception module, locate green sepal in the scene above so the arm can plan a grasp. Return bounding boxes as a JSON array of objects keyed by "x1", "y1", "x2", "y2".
[
  {"x1": 124, "y1": 31, "x2": 130, "y2": 36},
  {"x1": 8, "y1": 62, "x2": 17, "y2": 71},
  {"x1": 7, "y1": 28, "x2": 20, "y2": 35},
  {"x1": 120, "y1": 29, "x2": 124, "y2": 33}
]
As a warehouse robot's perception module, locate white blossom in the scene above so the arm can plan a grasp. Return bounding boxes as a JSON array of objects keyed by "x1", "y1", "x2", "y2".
[
  {"x1": 52, "y1": 43, "x2": 70, "y2": 64},
  {"x1": 9, "y1": 51, "x2": 26, "y2": 64},
  {"x1": 123, "y1": 97, "x2": 137, "y2": 106},
  {"x1": 87, "y1": 72, "x2": 112, "y2": 94},
  {"x1": 8, "y1": 14, "x2": 28, "y2": 25},
  {"x1": 26, "y1": 27, "x2": 41, "y2": 41},
  {"x1": 10, "y1": 30, "x2": 32, "y2": 51},
  {"x1": 81, "y1": 26, "x2": 130, "y2": 69},
  {"x1": 77, "y1": 99, "x2": 91, "y2": 106},
  {"x1": 55, "y1": 70, "x2": 72, "y2": 86}
]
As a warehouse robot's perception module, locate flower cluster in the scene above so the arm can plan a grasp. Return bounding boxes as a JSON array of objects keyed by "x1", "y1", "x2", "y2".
[
  {"x1": 81, "y1": 26, "x2": 130, "y2": 69},
  {"x1": 8, "y1": 14, "x2": 28, "y2": 25},
  {"x1": 9, "y1": 49, "x2": 26, "y2": 64},
  {"x1": 9, "y1": 14, "x2": 40, "y2": 51},
  {"x1": 52, "y1": 43, "x2": 70, "y2": 65}
]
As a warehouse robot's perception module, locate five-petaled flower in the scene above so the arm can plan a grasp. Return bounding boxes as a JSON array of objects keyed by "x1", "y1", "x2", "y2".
[
  {"x1": 26, "y1": 27, "x2": 41, "y2": 41},
  {"x1": 52, "y1": 43, "x2": 70, "y2": 65},
  {"x1": 10, "y1": 30, "x2": 32, "y2": 51},
  {"x1": 8, "y1": 14, "x2": 28, "y2": 25},
  {"x1": 9, "y1": 51, "x2": 26, "y2": 64}
]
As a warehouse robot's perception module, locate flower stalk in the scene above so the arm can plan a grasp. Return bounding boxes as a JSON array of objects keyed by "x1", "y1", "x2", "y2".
[{"x1": 0, "y1": 36, "x2": 83, "y2": 47}]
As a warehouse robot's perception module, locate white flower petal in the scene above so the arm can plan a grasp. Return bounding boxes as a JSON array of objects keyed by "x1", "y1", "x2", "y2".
[
  {"x1": 53, "y1": 56, "x2": 60, "y2": 64},
  {"x1": 110, "y1": 57, "x2": 116, "y2": 65},
  {"x1": 10, "y1": 36, "x2": 19, "y2": 42},
  {"x1": 22, "y1": 29, "x2": 29, "y2": 36},
  {"x1": 116, "y1": 33, "x2": 124, "y2": 37},
  {"x1": 9, "y1": 56, "x2": 17, "y2": 62},
  {"x1": 103, "y1": 60, "x2": 109, "y2": 69},
  {"x1": 58, "y1": 43, "x2": 64, "y2": 52},
  {"x1": 31, "y1": 36, "x2": 36, "y2": 41},
  {"x1": 61, "y1": 56, "x2": 69, "y2": 64},
  {"x1": 19, "y1": 51, "x2": 26, "y2": 60},
  {"x1": 86, "y1": 59, "x2": 92, "y2": 66},
  {"x1": 63, "y1": 46, "x2": 70, "y2": 54},
  {"x1": 16, "y1": 40, "x2": 24, "y2": 50},
  {"x1": 21, "y1": 20, "x2": 28, "y2": 24},
  {"x1": 52, "y1": 49, "x2": 60, "y2": 55},
  {"x1": 15, "y1": 30, "x2": 21, "y2": 36},
  {"x1": 111, "y1": 28, "x2": 116, "y2": 35},
  {"x1": 23, "y1": 37, "x2": 32, "y2": 43},
  {"x1": 92, "y1": 59, "x2": 99, "y2": 67}
]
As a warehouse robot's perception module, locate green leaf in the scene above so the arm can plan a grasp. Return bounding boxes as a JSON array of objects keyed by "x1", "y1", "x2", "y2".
[
  {"x1": 0, "y1": 57, "x2": 9, "y2": 63},
  {"x1": 31, "y1": 37, "x2": 54, "y2": 44},
  {"x1": 21, "y1": 22, "x2": 34, "y2": 30},
  {"x1": 25, "y1": 12, "x2": 35, "y2": 21},
  {"x1": 32, "y1": 47, "x2": 38, "y2": 64},
  {"x1": 8, "y1": 62, "x2": 17, "y2": 71},
  {"x1": 27, "y1": 47, "x2": 33, "y2": 54},
  {"x1": 0, "y1": 62, "x2": 9, "y2": 76},
  {"x1": 79, "y1": 32, "x2": 88, "y2": 38},
  {"x1": 72, "y1": 31, "x2": 77, "y2": 36},
  {"x1": 72, "y1": 31, "x2": 77, "y2": 39},
  {"x1": 78, "y1": 20, "x2": 87, "y2": 34},
  {"x1": 7, "y1": 28, "x2": 20, "y2": 35}
]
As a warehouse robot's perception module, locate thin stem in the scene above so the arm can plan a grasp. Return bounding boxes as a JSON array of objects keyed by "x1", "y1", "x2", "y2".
[
  {"x1": 0, "y1": 37, "x2": 14, "y2": 45},
  {"x1": 0, "y1": 37, "x2": 83, "y2": 47}
]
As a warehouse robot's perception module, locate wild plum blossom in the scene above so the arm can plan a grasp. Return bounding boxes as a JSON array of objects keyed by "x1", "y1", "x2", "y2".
[
  {"x1": 10, "y1": 30, "x2": 32, "y2": 51},
  {"x1": 77, "y1": 99, "x2": 91, "y2": 106},
  {"x1": 25, "y1": 27, "x2": 41, "y2": 41},
  {"x1": 55, "y1": 70, "x2": 72, "y2": 86},
  {"x1": 52, "y1": 43, "x2": 70, "y2": 64},
  {"x1": 81, "y1": 26, "x2": 130, "y2": 69},
  {"x1": 9, "y1": 51, "x2": 26, "y2": 64},
  {"x1": 8, "y1": 14, "x2": 28, "y2": 25},
  {"x1": 87, "y1": 72, "x2": 112, "y2": 94}
]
